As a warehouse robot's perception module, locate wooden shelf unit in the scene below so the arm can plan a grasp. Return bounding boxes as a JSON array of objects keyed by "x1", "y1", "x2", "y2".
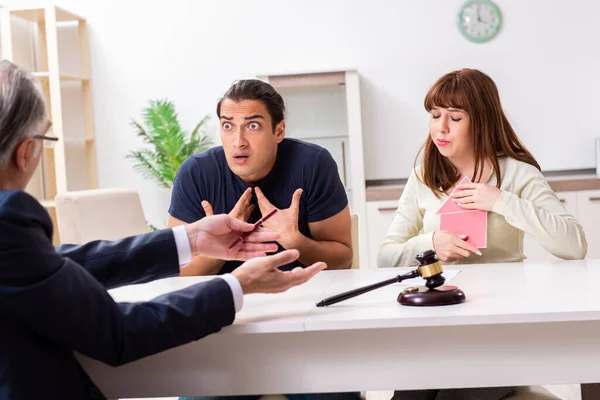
[
  {"x1": 1, "y1": 5, "x2": 98, "y2": 244},
  {"x1": 257, "y1": 69, "x2": 368, "y2": 268}
]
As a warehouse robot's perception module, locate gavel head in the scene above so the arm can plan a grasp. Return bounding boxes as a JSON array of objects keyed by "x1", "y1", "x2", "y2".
[{"x1": 415, "y1": 250, "x2": 445, "y2": 289}]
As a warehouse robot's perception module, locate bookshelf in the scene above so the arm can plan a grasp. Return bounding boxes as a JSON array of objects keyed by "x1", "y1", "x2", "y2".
[{"x1": 1, "y1": 5, "x2": 98, "y2": 244}]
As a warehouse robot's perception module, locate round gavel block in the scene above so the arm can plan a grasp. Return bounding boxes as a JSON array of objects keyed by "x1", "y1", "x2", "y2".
[{"x1": 397, "y1": 285, "x2": 466, "y2": 306}]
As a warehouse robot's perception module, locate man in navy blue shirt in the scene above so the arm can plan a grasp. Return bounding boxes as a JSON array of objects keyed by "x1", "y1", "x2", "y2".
[{"x1": 169, "y1": 79, "x2": 353, "y2": 276}]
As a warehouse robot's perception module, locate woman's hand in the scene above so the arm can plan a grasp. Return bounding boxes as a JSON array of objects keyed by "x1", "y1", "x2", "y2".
[
  {"x1": 451, "y1": 183, "x2": 502, "y2": 211},
  {"x1": 433, "y1": 231, "x2": 481, "y2": 261}
]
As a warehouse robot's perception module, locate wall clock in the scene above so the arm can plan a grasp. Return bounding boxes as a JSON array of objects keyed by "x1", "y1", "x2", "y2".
[{"x1": 457, "y1": 0, "x2": 502, "y2": 43}]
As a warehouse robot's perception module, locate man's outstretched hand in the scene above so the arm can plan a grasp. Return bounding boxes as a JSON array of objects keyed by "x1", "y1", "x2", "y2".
[
  {"x1": 185, "y1": 214, "x2": 279, "y2": 261},
  {"x1": 232, "y1": 249, "x2": 327, "y2": 294}
]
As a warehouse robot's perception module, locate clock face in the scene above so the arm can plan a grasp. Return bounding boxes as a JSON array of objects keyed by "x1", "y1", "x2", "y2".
[{"x1": 458, "y1": 0, "x2": 502, "y2": 43}]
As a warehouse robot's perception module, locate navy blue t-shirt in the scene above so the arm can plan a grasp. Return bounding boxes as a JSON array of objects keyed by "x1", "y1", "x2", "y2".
[{"x1": 169, "y1": 138, "x2": 348, "y2": 274}]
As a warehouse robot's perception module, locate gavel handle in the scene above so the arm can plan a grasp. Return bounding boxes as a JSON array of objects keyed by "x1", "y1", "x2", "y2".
[{"x1": 316, "y1": 269, "x2": 420, "y2": 307}]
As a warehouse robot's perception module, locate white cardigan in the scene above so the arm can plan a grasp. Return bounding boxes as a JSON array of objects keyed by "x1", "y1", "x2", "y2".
[{"x1": 377, "y1": 157, "x2": 587, "y2": 267}]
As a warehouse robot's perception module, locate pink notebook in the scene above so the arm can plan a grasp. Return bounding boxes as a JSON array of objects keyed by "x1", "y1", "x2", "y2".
[{"x1": 436, "y1": 176, "x2": 488, "y2": 248}]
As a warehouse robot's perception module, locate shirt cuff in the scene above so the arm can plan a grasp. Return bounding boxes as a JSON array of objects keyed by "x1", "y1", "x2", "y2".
[
  {"x1": 172, "y1": 225, "x2": 192, "y2": 267},
  {"x1": 218, "y1": 274, "x2": 244, "y2": 313}
]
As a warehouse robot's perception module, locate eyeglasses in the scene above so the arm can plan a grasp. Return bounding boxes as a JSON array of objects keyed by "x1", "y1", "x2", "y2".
[{"x1": 33, "y1": 134, "x2": 59, "y2": 149}]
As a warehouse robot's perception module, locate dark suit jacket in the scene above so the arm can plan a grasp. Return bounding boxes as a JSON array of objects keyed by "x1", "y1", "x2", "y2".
[{"x1": 0, "y1": 190, "x2": 236, "y2": 399}]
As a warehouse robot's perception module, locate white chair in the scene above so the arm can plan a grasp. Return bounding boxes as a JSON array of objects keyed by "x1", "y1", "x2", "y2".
[{"x1": 55, "y1": 188, "x2": 149, "y2": 244}]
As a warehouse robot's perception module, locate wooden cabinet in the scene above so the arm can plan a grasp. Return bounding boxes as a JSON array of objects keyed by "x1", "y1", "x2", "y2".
[
  {"x1": 365, "y1": 200, "x2": 398, "y2": 268},
  {"x1": 257, "y1": 70, "x2": 368, "y2": 267},
  {"x1": 577, "y1": 190, "x2": 600, "y2": 259}
]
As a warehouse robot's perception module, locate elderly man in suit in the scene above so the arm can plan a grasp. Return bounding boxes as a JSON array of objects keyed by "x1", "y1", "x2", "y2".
[{"x1": 0, "y1": 60, "x2": 326, "y2": 399}]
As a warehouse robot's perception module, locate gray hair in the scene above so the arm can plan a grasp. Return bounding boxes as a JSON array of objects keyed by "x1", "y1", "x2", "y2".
[{"x1": 0, "y1": 60, "x2": 47, "y2": 167}]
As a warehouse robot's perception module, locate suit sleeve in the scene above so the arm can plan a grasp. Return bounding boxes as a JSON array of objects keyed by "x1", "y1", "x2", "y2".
[
  {"x1": 57, "y1": 229, "x2": 181, "y2": 289},
  {"x1": 0, "y1": 192, "x2": 236, "y2": 366}
]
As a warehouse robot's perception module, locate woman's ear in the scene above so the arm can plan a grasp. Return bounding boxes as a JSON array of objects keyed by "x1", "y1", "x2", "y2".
[{"x1": 275, "y1": 120, "x2": 286, "y2": 143}]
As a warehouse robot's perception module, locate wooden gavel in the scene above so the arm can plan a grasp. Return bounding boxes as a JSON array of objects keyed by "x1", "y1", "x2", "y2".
[{"x1": 316, "y1": 250, "x2": 445, "y2": 307}]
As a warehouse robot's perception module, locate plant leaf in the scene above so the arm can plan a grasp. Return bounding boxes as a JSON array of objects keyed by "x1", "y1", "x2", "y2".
[{"x1": 128, "y1": 99, "x2": 213, "y2": 189}]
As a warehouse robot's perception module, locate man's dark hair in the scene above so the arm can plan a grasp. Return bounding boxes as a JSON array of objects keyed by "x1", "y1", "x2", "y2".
[{"x1": 216, "y1": 79, "x2": 286, "y2": 131}]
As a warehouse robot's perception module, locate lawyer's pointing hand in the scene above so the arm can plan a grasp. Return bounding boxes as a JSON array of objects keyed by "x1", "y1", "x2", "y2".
[
  {"x1": 232, "y1": 249, "x2": 327, "y2": 294},
  {"x1": 185, "y1": 214, "x2": 279, "y2": 261}
]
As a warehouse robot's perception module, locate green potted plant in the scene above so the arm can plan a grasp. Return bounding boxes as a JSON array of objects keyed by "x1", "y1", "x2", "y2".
[
  {"x1": 127, "y1": 99, "x2": 213, "y2": 189},
  {"x1": 128, "y1": 99, "x2": 213, "y2": 230}
]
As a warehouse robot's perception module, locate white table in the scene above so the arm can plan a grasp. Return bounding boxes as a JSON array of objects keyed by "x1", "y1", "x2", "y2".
[{"x1": 78, "y1": 260, "x2": 600, "y2": 399}]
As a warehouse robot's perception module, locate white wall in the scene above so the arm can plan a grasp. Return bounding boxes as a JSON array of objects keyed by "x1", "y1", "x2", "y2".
[{"x1": 3, "y1": 0, "x2": 600, "y2": 227}]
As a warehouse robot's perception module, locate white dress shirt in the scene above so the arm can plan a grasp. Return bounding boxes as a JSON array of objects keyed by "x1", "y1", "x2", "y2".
[{"x1": 172, "y1": 225, "x2": 243, "y2": 312}]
